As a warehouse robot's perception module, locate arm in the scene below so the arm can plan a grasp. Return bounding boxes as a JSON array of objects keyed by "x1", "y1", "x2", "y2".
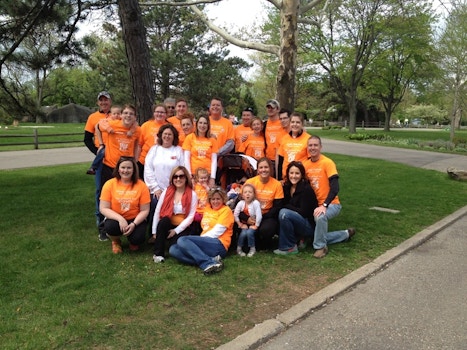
[
  {"x1": 263, "y1": 198, "x2": 283, "y2": 219},
  {"x1": 123, "y1": 203, "x2": 150, "y2": 236},
  {"x1": 99, "y1": 200, "x2": 127, "y2": 232},
  {"x1": 202, "y1": 224, "x2": 227, "y2": 239},
  {"x1": 253, "y1": 201, "x2": 263, "y2": 227},
  {"x1": 184, "y1": 150, "x2": 192, "y2": 175},
  {"x1": 84, "y1": 130, "x2": 98, "y2": 155},
  {"x1": 323, "y1": 175, "x2": 340, "y2": 205},
  {"x1": 143, "y1": 146, "x2": 159, "y2": 193},
  {"x1": 152, "y1": 190, "x2": 166, "y2": 235},
  {"x1": 218, "y1": 139, "x2": 234, "y2": 156},
  {"x1": 210, "y1": 153, "x2": 218, "y2": 183}
]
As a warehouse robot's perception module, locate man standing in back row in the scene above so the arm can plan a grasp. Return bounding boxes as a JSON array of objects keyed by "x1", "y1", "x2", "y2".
[
  {"x1": 302, "y1": 135, "x2": 356, "y2": 258},
  {"x1": 84, "y1": 91, "x2": 112, "y2": 239},
  {"x1": 264, "y1": 99, "x2": 287, "y2": 179},
  {"x1": 208, "y1": 97, "x2": 234, "y2": 156}
]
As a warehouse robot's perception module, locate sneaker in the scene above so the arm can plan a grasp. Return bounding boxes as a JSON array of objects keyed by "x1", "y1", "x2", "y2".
[
  {"x1": 347, "y1": 228, "x2": 356, "y2": 240},
  {"x1": 313, "y1": 246, "x2": 328, "y2": 259},
  {"x1": 98, "y1": 231, "x2": 109, "y2": 242},
  {"x1": 273, "y1": 245, "x2": 298, "y2": 255},
  {"x1": 129, "y1": 244, "x2": 139, "y2": 252},
  {"x1": 237, "y1": 248, "x2": 246, "y2": 257},
  {"x1": 86, "y1": 168, "x2": 96, "y2": 175},
  {"x1": 213, "y1": 255, "x2": 222, "y2": 263},
  {"x1": 111, "y1": 240, "x2": 122, "y2": 254},
  {"x1": 153, "y1": 255, "x2": 165, "y2": 263},
  {"x1": 298, "y1": 239, "x2": 307, "y2": 250},
  {"x1": 203, "y1": 262, "x2": 223, "y2": 275},
  {"x1": 247, "y1": 247, "x2": 256, "y2": 257}
]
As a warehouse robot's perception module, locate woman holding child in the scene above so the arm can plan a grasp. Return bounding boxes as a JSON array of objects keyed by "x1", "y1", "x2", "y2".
[{"x1": 273, "y1": 161, "x2": 318, "y2": 255}]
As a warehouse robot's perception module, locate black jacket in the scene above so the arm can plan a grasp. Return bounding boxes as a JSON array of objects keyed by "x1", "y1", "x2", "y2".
[{"x1": 282, "y1": 180, "x2": 318, "y2": 224}]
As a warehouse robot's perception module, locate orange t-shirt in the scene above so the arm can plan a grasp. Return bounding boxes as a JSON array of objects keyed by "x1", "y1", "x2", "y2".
[
  {"x1": 201, "y1": 204, "x2": 234, "y2": 250},
  {"x1": 102, "y1": 120, "x2": 141, "y2": 168},
  {"x1": 85, "y1": 111, "x2": 109, "y2": 148},
  {"x1": 245, "y1": 175, "x2": 284, "y2": 214},
  {"x1": 302, "y1": 155, "x2": 340, "y2": 206},
  {"x1": 234, "y1": 124, "x2": 254, "y2": 152},
  {"x1": 100, "y1": 178, "x2": 150, "y2": 220},
  {"x1": 194, "y1": 183, "x2": 209, "y2": 214},
  {"x1": 277, "y1": 131, "x2": 310, "y2": 177},
  {"x1": 209, "y1": 116, "x2": 234, "y2": 148},
  {"x1": 167, "y1": 116, "x2": 183, "y2": 138},
  {"x1": 182, "y1": 133, "x2": 218, "y2": 174},
  {"x1": 138, "y1": 119, "x2": 167, "y2": 164},
  {"x1": 238, "y1": 133, "x2": 265, "y2": 160},
  {"x1": 264, "y1": 119, "x2": 287, "y2": 160}
]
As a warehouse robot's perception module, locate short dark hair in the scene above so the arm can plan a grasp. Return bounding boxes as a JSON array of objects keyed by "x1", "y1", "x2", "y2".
[{"x1": 157, "y1": 124, "x2": 179, "y2": 146}]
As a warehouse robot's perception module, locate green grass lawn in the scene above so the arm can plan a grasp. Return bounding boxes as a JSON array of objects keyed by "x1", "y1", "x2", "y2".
[{"x1": 1, "y1": 157, "x2": 466, "y2": 349}]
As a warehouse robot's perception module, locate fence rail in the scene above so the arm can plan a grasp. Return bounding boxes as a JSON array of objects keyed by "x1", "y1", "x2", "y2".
[{"x1": 0, "y1": 129, "x2": 83, "y2": 149}]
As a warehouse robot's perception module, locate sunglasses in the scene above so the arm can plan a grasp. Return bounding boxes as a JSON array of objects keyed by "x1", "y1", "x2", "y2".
[{"x1": 173, "y1": 174, "x2": 186, "y2": 180}]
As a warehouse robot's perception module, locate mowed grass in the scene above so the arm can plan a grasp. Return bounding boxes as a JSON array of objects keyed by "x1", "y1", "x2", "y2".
[{"x1": 1, "y1": 155, "x2": 466, "y2": 349}]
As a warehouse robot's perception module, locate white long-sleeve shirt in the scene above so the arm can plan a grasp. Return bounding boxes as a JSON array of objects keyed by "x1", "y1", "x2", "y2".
[{"x1": 144, "y1": 145, "x2": 184, "y2": 194}]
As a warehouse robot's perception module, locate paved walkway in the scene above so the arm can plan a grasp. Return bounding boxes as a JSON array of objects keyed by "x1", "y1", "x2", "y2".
[{"x1": 2, "y1": 141, "x2": 467, "y2": 350}]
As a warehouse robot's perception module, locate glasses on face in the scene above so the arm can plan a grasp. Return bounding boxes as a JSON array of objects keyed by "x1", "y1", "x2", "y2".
[
  {"x1": 266, "y1": 106, "x2": 275, "y2": 110},
  {"x1": 173, "y1": 174, "x2": 186, "y2": 180},
  {"x1": 166, "y1": 106, "x2": 175, "y2": 109}
]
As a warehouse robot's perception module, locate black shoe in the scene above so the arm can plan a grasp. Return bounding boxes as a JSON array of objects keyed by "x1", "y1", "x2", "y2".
[
  {"x1": 86, "y1": 168, "x2": 96, "y2": 175},
  {"x1": 98, "y1": 231, "x2": 109, "y2": 241}
]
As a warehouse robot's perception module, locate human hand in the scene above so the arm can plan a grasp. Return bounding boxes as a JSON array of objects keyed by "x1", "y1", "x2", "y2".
[
  {"x1": 208, "y1": 178, "x2": 215, "y2": 188},
  {"x1": 155, "y1": 189, "x2": 163, "y2": 199},
  {"x1": 123, "y1": 222, "x2": 136, "y2": 236},
  {"x1": 314, "y1": 205, "x2": 327, "y2": 217},
  {"x1": 246, "y1": 217, "x2": 255, "y2": 226},
  {"x1": 167, "y1": 229, "x2": 177, "y2": 239}
]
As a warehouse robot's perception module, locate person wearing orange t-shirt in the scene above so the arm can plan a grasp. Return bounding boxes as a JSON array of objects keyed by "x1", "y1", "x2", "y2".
[
  {"x1": 179, "y1": 112, "x2": 195, "y2": 147},
  {"x1": 238, "y1": 116, "x2": 266, "y2": 160},
  {"x1": 84, "y1": 91, "x2": 112, "y2": 239},
  {"x1": 136, "y1": 104, "x2": 168, "y2": 178},
  {"x1": 264, "y1": 99, "x2": 287, "y2": 179},
  {"x1": 277, "y1": 112, "x2": 309, "y2": 179},
  {"x1": 166, "y1": 98, "x2": 188, "y2": 139},
  {"x1": 169, "y1": 187, "x2": 234, "y2": 275},
  {"x1": 234, "y1": 107, "x2": 255, "y2": 152},
  {"x1": 244, "y1": 157, "x2": 284, "y2": 249},
  {"x1": 183, "y1": 114, "x2": 218, "y2": 188},
  {"x1": 100, "y1": 157, "x2": 150, "y2": 254},
  {"x1": 302, "y1": 135, "x2": 355, "y2": 259},
  {"x1": 97, "y1": 104, "x2": 141, "y2": 190},
  {"x1": 208, "y1": 97, "x2": 235, "y2": 156},
  {"x1": 192, "y1": 167, "x2": 210, "y2": 235}
]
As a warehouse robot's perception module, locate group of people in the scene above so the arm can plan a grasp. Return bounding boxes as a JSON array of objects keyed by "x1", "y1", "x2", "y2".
[{"x1": 83, "y1": 91, "x2": 355, "y2": 275}]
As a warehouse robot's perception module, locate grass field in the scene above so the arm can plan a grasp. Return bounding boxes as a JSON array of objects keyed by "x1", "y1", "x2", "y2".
[{"x1": 1, "y1": 155, "x2": 466, "y2": 349}]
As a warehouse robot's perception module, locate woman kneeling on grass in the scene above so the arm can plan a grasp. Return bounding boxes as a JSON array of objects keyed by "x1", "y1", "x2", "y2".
[
  {"x1": 99, "y1": 157, "x2": 150, "y2": 254},
  {"x1": 169, "y1": 187, "x2": 234, "y2": 275}
]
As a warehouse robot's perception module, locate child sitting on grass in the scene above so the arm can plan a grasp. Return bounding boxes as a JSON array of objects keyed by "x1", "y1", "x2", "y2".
[{"x1": 234, "y1": 183, "x2": 262, "y2": 257}]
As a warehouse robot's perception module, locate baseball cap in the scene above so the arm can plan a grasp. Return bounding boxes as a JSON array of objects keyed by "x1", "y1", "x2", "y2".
[
  {"x1": 266, "y1": 99, "x2": 280, "y2": 109},
  {"x1": 243, "y1": 107, "x2": 254, "y2": 113},
  {"x1": 97, "y1": 91, "x2": 111, "y2": 100}
]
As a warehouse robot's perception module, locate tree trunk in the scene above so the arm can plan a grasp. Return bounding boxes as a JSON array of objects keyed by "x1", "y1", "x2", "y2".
[
  {"x1": 117, "y1": 0, "x2": 155, "y2": 123},
  {"x1": 276, "y1": 0, "x2": 298, "y2": 111},
  {"x1": 348, "y1": 90, "x2": 357, "y2": 133}
]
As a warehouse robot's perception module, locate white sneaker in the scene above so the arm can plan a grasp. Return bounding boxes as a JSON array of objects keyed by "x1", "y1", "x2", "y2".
[
  {"x1": 247, "y1": 248, "x2": 256, "y2": 257},
  {"x1": 153, "y1": 255, "x2": 165, "y2": 263}
]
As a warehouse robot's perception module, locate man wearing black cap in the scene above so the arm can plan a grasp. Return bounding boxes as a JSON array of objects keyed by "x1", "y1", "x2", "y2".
[
  {"x1": 234, "y1": 107, "x2": 255, "y2": 152},
  {"x1": 84, "y1": 91, "x2": 112, "y2": 241},
  {"x1": 264, "y1": 99, "x2": 287, "y2": 179}
]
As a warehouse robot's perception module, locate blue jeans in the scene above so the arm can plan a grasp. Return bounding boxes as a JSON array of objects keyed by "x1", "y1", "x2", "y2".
[
  {"x1": 91, "y1": 146, "x2": 105, "y2": 170},
  {"x1": 238, "y1": 228, "x2": 256, "y2": 248},
  {"x1": 313, "y1": 204, "x2": 349, "y2": 249},
  {"x1": 277, "y1": 208, "x2": 314, "y2": 250},
  {"x1": 94, "y1": 160, "x2": 104, "y2": 226},
  {"x1": 169, "y1": 236, "x2": 227, "y2": 270}
]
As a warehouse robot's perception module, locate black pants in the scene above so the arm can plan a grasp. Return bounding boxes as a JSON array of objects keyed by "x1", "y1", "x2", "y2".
[
  {"x1": 154, "y1": 217, "x2": 192, "y2": 257},
  {"x1": 256, "y1": 217, "x2": 279, "y2": 250},
  {"x1": 104, "y1": 218, "x2": 147, "y2": 246}
]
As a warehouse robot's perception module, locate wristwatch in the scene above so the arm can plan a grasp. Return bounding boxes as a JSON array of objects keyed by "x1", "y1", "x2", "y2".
[{"x1": 323, "y1": 203, "x2": 328, "y2": 208}]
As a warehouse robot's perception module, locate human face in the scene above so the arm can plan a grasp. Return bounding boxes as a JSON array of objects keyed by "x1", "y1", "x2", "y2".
[
  {"x1": 181, "y1": 118, "x2": 194, "y2": 135},
  {"x1": 197, "y1": 117, "x2": 208, "y2": 136},
  {"x1": 251, "y1": 119, "x2": 262, "y2": 134},
  {"x1": 197, "y1": 173, "x2": 209, "y2": 185},
  {"x1": 241, "y1": 111, "x2": 253, "y2": 126},
  {"x1": 307, "y1": 138, "x2": 322, "y2": 161},
  {"x1": 118, "y1": 160, "x2": 133, "y2": 180},
  {"x1": 97, "y1": 96, "x2": 111, "y2": 113},
  {"x1": 209, "y1": 99, "x2": 223, "y2": 119},
  {"x1": 161, "y1": 128, "x2": 174, "y2": 147},
  {"x1": 121, "y1": 107, "x2": 136, "y2": 127},
  {"x1": 288, "y1": 166, "x2": 302, "y2": 185},
  {"x1": 153, "y1": 107, "x2": 167, "y2": 122},
  {"x1": 210, "y1": 192, "x2": 224, "y2": 210},
  {"x1": 290, "y1": 116, "x2": 303, "y2": 135},
  {"x1": 110, "y1": 108, "x2": 122, "y2": 120},
  {"x1": 165, "y1": 103, "x2": 175, "y2": 117},
  {"x1": 266, "y1": 105, "x2": 279, "y2": 119},
  {"x1": 242, "y1": 185, "x2": 255, "y2": 203},
  {"x1": 279, "y1": 112, "x2": 290, "y2": 129},
  {"x1": 257, "y1": 160, "x2": 271, "y2": 180},
  {"x1": 172, "y1": 170, "x2": 187, "y2": 188},
  {"x1": 176, "y1": 101, "x2": 187, "y2": 117}
]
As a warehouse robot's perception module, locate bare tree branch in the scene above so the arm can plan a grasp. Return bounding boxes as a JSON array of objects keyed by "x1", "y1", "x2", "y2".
[
  {"x1": 300, "y1": 0, "x2": 327, "y2": 15},
  {"x1": 265, "y1": 0, "x2": 282, "y2": 9},
  {"x1": 190, "y1": 4, "x2": 280, "y2": 56},
  {"x1": 140, "y1": 0, "x2": 222, "y2": 7}
]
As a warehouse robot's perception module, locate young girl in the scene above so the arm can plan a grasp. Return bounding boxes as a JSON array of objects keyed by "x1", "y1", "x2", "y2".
[
  {"x1": 237, "y1": 117, "x2": 266, "y2": 160},
  {"x1": 193, "y1": 167, "x2": 210, "y2": 234},
  {"x1": 234, "y1": 183, "x2": 262, "y2": 257}
]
